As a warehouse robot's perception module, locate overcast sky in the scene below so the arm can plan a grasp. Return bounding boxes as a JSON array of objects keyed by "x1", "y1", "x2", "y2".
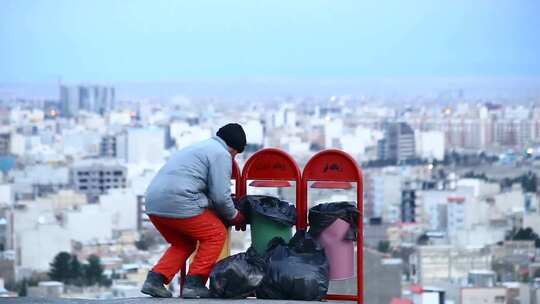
[{"x1": 1, "y1": 0, "x2": 539, "y2": 83}]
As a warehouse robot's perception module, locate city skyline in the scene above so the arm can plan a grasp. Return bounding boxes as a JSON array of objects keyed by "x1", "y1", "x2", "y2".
[
  {"x1": 0, "y1": 83, "x2": 539, "y2": 301},
  {"x1": 2, "y1": 76, "x2": 540, "y2": 100}
]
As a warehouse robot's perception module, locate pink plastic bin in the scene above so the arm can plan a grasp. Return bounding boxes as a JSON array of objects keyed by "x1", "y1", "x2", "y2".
[{"x1": 317, "y1": 218, "x2": 355, "y2": 280}]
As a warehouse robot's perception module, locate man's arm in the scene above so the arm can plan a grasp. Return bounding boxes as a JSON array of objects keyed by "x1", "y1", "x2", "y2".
[{"x1": 207, "y1": 153, "x2": 238, "y2": 220}]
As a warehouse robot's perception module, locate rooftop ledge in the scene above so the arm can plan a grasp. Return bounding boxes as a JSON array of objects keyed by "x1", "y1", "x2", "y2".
[{"x1": 0, "y1": 297, "x2": 350, "y2": 304}]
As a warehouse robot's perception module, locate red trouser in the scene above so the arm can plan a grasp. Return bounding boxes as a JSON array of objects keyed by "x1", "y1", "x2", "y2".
[{"x1": 149, "y1": 209, "x2": 226, "y2": 284}]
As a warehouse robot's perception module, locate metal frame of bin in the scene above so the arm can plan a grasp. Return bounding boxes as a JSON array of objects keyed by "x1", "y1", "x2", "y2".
[
  {"x1": 240, "y1": 148, "x2": 303, "y2": 229},
  {"x1": 301, "y1": 149, "x2": 364, "y2": 304},
  {"x1": 179, "y1": 159, "x2": 242, "y2": 296}
]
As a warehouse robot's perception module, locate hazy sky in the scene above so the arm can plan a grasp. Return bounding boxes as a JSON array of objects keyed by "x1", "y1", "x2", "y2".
[{"x1": 1, "y1": 0, "x2": 539, "y2": 82}]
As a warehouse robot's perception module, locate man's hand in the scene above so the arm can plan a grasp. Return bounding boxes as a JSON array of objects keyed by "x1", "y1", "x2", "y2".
[{"x1": 229, "y1": 211, "x2": 247, "y2": 231}]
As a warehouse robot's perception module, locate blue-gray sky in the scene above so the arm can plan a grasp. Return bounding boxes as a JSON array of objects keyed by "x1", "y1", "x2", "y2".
[{"x1": 1, "y1": 0, "x2": 540, "y2": 82}]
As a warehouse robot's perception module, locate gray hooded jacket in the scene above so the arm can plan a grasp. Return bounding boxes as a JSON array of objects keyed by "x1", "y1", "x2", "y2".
[{"x1": 144, "y1": 136, "x2": 238, "y2": 220}]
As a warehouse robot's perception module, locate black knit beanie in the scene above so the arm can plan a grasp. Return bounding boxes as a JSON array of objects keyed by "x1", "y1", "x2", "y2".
[{"x1": 216, "y1": 123, "x2": 246, "y2": 153}]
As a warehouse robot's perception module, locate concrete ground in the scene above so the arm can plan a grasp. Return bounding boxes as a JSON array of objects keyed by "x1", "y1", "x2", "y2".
[{"x1": 0, "y1": 298, "x2": 351, "y2": 304}]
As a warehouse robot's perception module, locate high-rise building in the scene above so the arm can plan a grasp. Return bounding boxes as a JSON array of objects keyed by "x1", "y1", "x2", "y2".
[
  {"x1": 59, "y1": 85, "x2": 81, "y2": 118},
  {"x1": 378, "y1": 122, "x2": 416, "y2": 164},
  {"x1": 401, "y1": 180, "x2": 421, "y2": 223},
  {"x1": 364, "y1": 171, "x2": 402, "y2": 222},
  {"x1": 60, "y1": 85, "x2": 115, "y2": 117},
  {"x1": 84, "y1": 86, "x2": 115, "y2": 114},
  {"x1": 100, "y1": 134, "x2": 118, "y2": 158},
  {"x1": 71, "y1": 161, "x2": 127, "y2": 201}
]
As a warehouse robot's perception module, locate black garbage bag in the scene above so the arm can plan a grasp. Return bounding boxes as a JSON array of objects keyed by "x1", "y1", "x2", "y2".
[
  {"x1": 308, "y1": 201, "x2": 359, "y2": 241},
  {"x1": 237, "y1": 195, "x2": 296, "y2": 226},
  {"x1": 256, "y1": 231, "x2": 329, "y2": 300},
  {"x1": 209, "y1": 247, "x2": 266, "y2": 298}
]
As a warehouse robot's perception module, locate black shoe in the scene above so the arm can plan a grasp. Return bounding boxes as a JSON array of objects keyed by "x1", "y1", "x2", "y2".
[
  {"x1": 141, "y1": 271, "x2": 172, "y2": 298},
  {"x1": 182, "y1": 275, "x2": 211, "y2": 299}
]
